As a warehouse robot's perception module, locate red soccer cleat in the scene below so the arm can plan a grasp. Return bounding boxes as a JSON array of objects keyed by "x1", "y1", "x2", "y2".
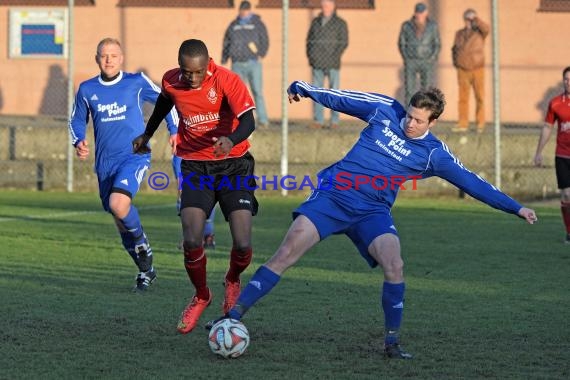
[
  {"x1": 222, "y1": 279, "x2": 241, "y2": 314},
  {"x1": 177, "y1": 289, "x2": 212, "y2": 334}
]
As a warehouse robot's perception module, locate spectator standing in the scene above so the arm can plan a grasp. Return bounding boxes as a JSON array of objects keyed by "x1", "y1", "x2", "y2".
[
  {"x1": 451, "y1": 8, "x2": 490, "y2": 133},
  {"x1": 398, "y1": 2, "x2": 441, "y2": 105},
  {"x1": 306, "y1": 0, "x2": 348, "y2": 129},
  {"x1": 222, "y1": 0, "x2": 270, "y2": 128}
]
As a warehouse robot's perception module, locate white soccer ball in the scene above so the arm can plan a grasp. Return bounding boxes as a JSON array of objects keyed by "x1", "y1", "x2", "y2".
[{"x1": 208, "y1": 318, "x2": 250, "y2": 358}]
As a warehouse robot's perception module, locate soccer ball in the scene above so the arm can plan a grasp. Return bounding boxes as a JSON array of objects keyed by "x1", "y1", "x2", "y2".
[{"x1": 208, "y1": 318, "x2": 250, "y2": 358}]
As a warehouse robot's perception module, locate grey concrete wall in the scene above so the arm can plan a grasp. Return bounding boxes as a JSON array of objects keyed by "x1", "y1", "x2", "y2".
[{"x1": 0, "y1": 116, "x2": 557, "y2": 200}]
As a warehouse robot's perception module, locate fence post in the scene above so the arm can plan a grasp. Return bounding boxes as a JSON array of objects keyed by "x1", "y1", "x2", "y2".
[
  {"x1": 280, "y1": 0, "x2": 290, "y2": 197},
  {"x1": 66, "y1": 0, "x2": 75, "y2": 192},
  {"x1": 9, "y1": 126, "x2": 16, "y2": 160},
  {"x1": 36, "y1": 161, "x2": 44, "y2": 191}
]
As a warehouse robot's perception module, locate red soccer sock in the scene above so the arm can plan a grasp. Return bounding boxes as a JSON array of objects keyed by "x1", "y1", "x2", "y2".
[
  {"x1": 184, "y1": 247, "x2": 209, "y2": 300},
  {"x1": 561, "y1": 202, "x2": 570, "y2": 234},
  {"x1": 225, "y1": 247, "x2": 253, "y2": 283}
]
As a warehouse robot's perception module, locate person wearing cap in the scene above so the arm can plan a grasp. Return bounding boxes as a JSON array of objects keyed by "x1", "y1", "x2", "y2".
[
  {"x1": 451, "y1": 8, "x2": 490, "y2": 133},
  {"x1": 306, "y1": 0, "x2": 348, "y2": 129},
  {"x1": 222, "y1": 0, "x2": 270, "y2": 129},
  {"x1": 398, "y1": 2, "x2": 441, "y2": 105}
]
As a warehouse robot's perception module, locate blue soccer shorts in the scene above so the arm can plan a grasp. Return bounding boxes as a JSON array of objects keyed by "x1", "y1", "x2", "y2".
[
  {"x1": 97, "y1": 155, "x2": 150, "y2": 212},
  {"x1": 293, "y1": 190, "x2": 398, "y2": 268}
]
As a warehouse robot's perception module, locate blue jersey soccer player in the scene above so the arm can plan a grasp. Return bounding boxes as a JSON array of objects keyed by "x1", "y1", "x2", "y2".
[
  {"x1": 211, "y1": 81, "x2": 538, "y2": 359},
  {"x1": 68, "y1": 38, "x2": 178, "y2": 292}
]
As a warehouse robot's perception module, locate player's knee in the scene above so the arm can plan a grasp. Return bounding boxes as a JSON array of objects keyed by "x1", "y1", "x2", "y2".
[
  {"x1": 109, "y1": 199, "x2": 130, "y2": 219},
  {"x1": 383, "y1": 258, "x2": 404, "y2": 280},
  {"x1": 182, "y1": 237, "x2": 203, "y2": 251},
  {"x1": 232, "y1": 243, "x2": 252, "y2": 253}
]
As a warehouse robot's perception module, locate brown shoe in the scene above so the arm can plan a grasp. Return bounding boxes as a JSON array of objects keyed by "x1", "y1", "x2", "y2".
[
  {"x1": 330, "y1": 123, "x2": 339, "y2": 129},
  {"x1": 310, "y1": 122, "x2": 323, "y2": 129}
]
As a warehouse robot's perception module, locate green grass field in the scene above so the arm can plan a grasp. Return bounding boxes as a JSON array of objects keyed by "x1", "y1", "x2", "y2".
[{"x1": 1, "y1": 190, "x2": 569, "y2": 379}]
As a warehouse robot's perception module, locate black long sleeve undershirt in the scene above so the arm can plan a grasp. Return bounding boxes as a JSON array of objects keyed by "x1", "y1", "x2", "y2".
[
  {"x1": 227, "y1": 109, "x2": 255, "y2": 145},
  {"x1": 144, "y1": 93, "x2": 174, "y2": 137}
]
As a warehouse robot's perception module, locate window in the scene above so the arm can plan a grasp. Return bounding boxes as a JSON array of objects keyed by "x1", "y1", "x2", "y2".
[
  {"x1": 117, "y1": 0, "x2": 233, "y2": 7},
  {"x1": 538, "y1": 0, "x2": 570, "y2": 12},
  {"x1": 258, "y1": 0, "x2": 374, "y2": 9}
]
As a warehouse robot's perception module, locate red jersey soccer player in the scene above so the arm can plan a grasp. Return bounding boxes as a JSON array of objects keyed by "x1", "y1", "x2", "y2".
[
  {"x1": 534, "y1": 66, "x2": 570, "y2": 243},
  {"x1": 133, "y1": 39, "x2": 258, "y2": 333}
]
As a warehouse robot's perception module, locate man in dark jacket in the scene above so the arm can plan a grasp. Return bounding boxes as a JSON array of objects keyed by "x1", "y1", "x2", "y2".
[
  {"x1": 398, "y1": 2, "x2": 441, "y2": 105},
  {"x1": 222, "y1": 0, "x2": 270, "y2": 128},
  {"x1": 306, "y1": 0, "x2": 348, "y2": 129}
]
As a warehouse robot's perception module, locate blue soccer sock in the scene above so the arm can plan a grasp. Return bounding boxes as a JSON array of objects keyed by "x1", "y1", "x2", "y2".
[
  {"x1": 227, "y1": 265, "x2": 281, "y2": 320},
  {"x1": 382, "y1": 281, "x2": 405, "y2": 345},
  {"x1": 119, "y1": 231, "x2": 139, "y2": 266},
  {"x1": 204, "y1": 208, "x2": 216, "y2": 237},
  {"x1": 119, "y1": 206, "x2": 145, "y2": 245}
]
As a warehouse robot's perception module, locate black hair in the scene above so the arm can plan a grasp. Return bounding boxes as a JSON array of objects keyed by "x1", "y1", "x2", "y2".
[
  {"x1": 409, "y1": 87, "x2": 446, "y2": 121},
  {"x1": 563, "y1": 66, "x2": 570, "y2": 78},
  {"x1": 178, "y1": 39, "x2": 209, "y2": 62}
]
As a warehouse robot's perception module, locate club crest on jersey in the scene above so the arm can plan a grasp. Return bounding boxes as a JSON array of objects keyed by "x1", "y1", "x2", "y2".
[{"x1": 207, "y1": 87, "x2": 218, "y2": 104}]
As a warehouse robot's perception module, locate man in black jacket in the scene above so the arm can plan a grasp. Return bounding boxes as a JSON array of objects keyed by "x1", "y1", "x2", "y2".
[
  {"x1": 306, "y1": 0, "x2": 348, "y2": 129},
  {"x1": 222, "y1": 0, "x2": 270, "y2": 128},
  {"x1": 398, "y1": 2, "x2": 441, "y2": 105}
]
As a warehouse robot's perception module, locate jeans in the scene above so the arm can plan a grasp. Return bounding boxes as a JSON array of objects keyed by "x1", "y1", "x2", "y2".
[
  {"x1": 232, "y1": 60, "x2": 268, "y2": 125},
  {"x1": 403, "y1": 59, "x2": 434, "y2": 105},
  {"x1": 457, "y1": 67, "x2": 485, "y2": 129},
  {"x1": 311, "y1": 68, "x2": 340, "y2": 125}
]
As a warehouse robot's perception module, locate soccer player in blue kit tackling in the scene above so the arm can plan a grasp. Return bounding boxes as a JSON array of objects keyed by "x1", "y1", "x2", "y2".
[
  {"x1": 69, "y1": 38, "x2": 178, "y2": 292},
  {"x1": 211, "y1": 81, "x2": 538, "y2": 359}
]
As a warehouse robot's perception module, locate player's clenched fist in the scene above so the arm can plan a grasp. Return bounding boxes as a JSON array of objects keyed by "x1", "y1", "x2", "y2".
[
  {"x1": 212, "y1": 136, "x2": 234, "y2": 158},
  {"x1": 132, "y1": 133, "x2": 152, "y2": 154},
  {"x1": 75, "y1": 140, "x2": 90, "y2": 160}
]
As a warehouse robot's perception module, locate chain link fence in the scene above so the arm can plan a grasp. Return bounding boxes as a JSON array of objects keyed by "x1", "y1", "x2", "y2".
[{"x1": 0, "y1": 0, "x2": 565, "y2": 199}]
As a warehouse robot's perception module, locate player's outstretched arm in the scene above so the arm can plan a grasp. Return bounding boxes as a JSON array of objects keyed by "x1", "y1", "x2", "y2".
[
  {"x1": 518, "y1": 207, "x2": 538, "y2": 224},
  {"x1": 287, "y1": 80, "x2": 390, "y2": 122}
]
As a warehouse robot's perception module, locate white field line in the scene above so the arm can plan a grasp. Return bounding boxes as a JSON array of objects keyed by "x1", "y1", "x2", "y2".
[{"x1": 0, "y1": 204, "x2": 174, "y2": 223}]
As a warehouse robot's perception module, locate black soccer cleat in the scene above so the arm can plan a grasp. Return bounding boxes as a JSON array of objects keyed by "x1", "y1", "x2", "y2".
[
  {"x1": 133, "y1": 268, "x2": 157, "y2": 293},
  {"x1": 384, "y1": 343, "x2": 413, "y2": 359},
  {"x1": 204, "y1": 314, "x2": 230, "y2": 331},
  {"x1": 134, "y1": 236, "x2": 153, "y2": 272}
]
